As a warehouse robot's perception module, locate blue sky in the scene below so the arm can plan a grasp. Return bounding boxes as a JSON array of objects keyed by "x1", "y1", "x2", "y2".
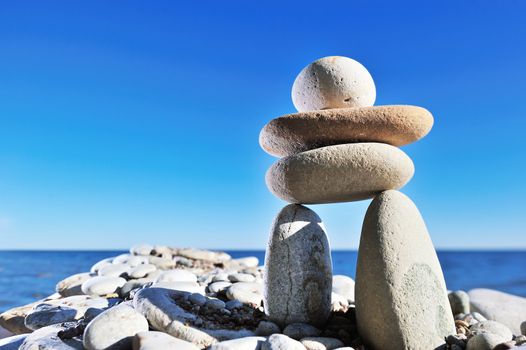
[{"x1": 0, "y1": 1, "x2": 525, "y2": 250}]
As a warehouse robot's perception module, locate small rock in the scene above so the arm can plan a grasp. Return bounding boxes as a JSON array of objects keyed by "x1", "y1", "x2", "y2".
[
  {"x1": 470, "y1": 321, "x2": 513, "y2": 341},
  {"x1": 132, "y1": 331, "x2": 199, "y2": 350},
  {"x1": 255, "y1": 321, "x2": 281, "y2": 336},
  {"x1": 515, "y1": 335, "x2": 526, "y2": 345},
  {"x1": 493, "y1": 341, "x2": 516, "y2": 350},
  {"x1": 189, "y1": 293, "x2": 207, "y2": 306},
  {"x1": 233, "y1": 257, "x2": 259, "y2": 268},
  {"x1": 332, "y1": 276, "x2": 354, "y2": 303},
  {"x1": 283, "y1": 323, "x2": 321, "y2": 340},
  {"x1": 130, "y1": 244, "x2": 154, "y2": 256},
  {"x1": 330, "y1": 293, "x2": 349, "y2": 313},
  {"x1": 449, "y1": 290, "x2": 470, "y2": 315},
  {"x1": 55, "y1": 272, "x2": 93, "y2": 297},
  {"x1": 209, "y1": 336, "x2": 266, "y2": 350},
  {"x1": 81, "y1": 276, "x2": 126, "y2": 296},
  {"x1": 148, "y1": 256, "x2": 176, "y2": 270},
  {"x1": 24, "y1": 304, "x2": 77, "y2": 330},
  {"x1": 466, "y1": 333, "x2": 507, "y2": 350},
  {"x1": 225, "y1": 300, "x2": 244, "y2": 310},
  {"x1": 152, "y1": 281, "x2": 205, "y2": 294},
  {"x1": 83, "y1": 303, "x2": 148, "y2": 350},
  {"x1": 300, "y1": 337, "x2": 344, "y2": 350},
  {"x1": 208, "y1": 281, "x2": 232, "y2": 294},
  {"x1": 522, "y1": 320, "x2": 526, "y2": 336},
  {"x1": 262, "y1": 334, "x2": 305, "y2": 350},
  {"x1": 228, "y1": 273, "x2": 256, "y2": 283},
  {"x1": 154, "y1": 269, "x2": 197, "y2": 283},
  {"x1": 227, "y1": 282, "x2": 263, "y2": 306},
  {"x1": 90, "y1": 258, "x2": 113, "y2": 274},
  {"x1": 129, "y1": 264, "x2": 157, "y2": 279},
  {"x1": 177, "y1": 249, "x2": 231, "y2": 264},
  {"x1": 206, "y1": 299, "x2": 226, "y2": 310},
  {"x1": 19, "y1": 323, "x2": 82, "y2": 350},
  {"x1": 212, "y1": 273, "x2": 231, "y2": 282}
]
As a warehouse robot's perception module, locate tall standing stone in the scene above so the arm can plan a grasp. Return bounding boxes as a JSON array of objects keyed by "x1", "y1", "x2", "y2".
[
  {"x1": 355, "y1": 190, "x2": 454, "y2": 349},
  {"x1": 264, "y1": 204, "x2": 332, "y2": 328}
]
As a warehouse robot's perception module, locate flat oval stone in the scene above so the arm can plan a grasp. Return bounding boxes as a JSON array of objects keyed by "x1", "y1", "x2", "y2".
[
  {"x1": 133, "y1": 331, "x2": 199, "y2": 350},
  {"x1": 55, "y1": 272, "x2": 93, "y2": 297},
  {"x1": 266, "y1": 143, "x2": 414, "y2": 204},
  {"x1": 83, "y1": 303, "x2": 148, "y2": 350},
  {"x1": 260, "y1": 105, "x2": 433, "y2": 157},
  {"x1": 355, "y1": 190, "x2": 455, "y2": 349},
  {"x1": 81, "y1": 276, "x2": 127, "y2": 296},
  {"x1": 264, "y1": 205, "x2": 332, "y2": 327}
]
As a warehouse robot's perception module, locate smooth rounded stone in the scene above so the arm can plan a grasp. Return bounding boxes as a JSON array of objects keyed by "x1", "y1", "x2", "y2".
[
  {"x1": 90, "y1": 258, "x2": 113, "y2": 274},
  {"x1": 255, "y1": 321, "x2": 281, "y2": 336},
  {"x1": 205, "y1": 299, "x2": 226, "y2": 310},
  {"x1": 19, "y1": 323, "x2": 83, "y2": 350},
  {"x1": 262, "y1": 334, "x2": 306, "y2": 350},
  {"x1": 132, "y1": 331, "x2": 199, "y2": 350},
  {"x1": 355, "y1": 190, "x2": 455, "y2": 350},
  {"x1": 0, "y1": 334, "x2": 27, "y2": 349},
  {"x1": 466, "y1": 333, "x2": 508, "y2": 350},
  {"x1": 264, "y1": 204, "x2": 332, "y2": 327},
  {"x1": 291, "y1": 56, "x2": 375, "y2": 112},
  {"x1": 112, "y1": 253, "x2": 133, "y2": 264},
  {"x1": 97, "y1": 263, "x2": 131, "y2": 277},
  {"x1": 449, "y1": 290, "x2": 470, "y2": 315},
  {"x1": 471, "y1": 321, "x2": 513, "y2": 341},
  {"x1": 83, "y1": 303, "x2": 148, "y2": 350},
  {"x1": 225, "y1": 300, "x2": 244, "y2": 310},
  {"x1": 209, "y1": 281, "x2": 232, "y2": 294},
  {"x1": 81, "y1": 276, "x2": 127, "y2": 296},
  {"x1": 125, "y1": 256, "x2": 150, "y2": 268},
  {"x1": 147, "y1": 256, "x2": 176, "y2": 270},
  {"x1": 153, "y1": 281, "x2": 205, "y2": 294},
  {"x1": 332, "y1": 276, "x2": 354, "y2": 303},
  {"x1": 209, "y1": 336, "x2": 266, "y2": 350},
  {"x1": 154, "y1": 269, "x2": 197, "y2": 283},
  {"x1": 266, "y1": 143, "x2": 414, "y2": 204},
  {"x1": 24, "y1": 304, "x2": 77, "y2": 330},
  {"x1": 212, "y1": 273, "x2": 231, "y2": 282},
  {"x1": 189, "y1": 293, "x2": 207, "y2": 306},
  {"x1": 260, "y1": 105, "x2": 434, "y2": 157},
  {"x1": 228, "y1": 273, "x2": 256, "y2": 283},
  {"x1": 330, "y1": 293, "x2": 349, "y2": 313},
  {"x1": 283, "y1": 323, "x2": 321, "y2": 340},
  {"x1": 133, "y1": 287, "x2": 254, "y2": 348},
  {"x1": 300, "y1": 337, "x2": 344, "y2": 350},
  {"x1": 522, "y1": 321, "x2": 526, "y2": 335},
  {"x1": 56, "y1": 272, "x2": 93, "y2": 297},
  {"x1": 129, "y1": 264, "x2": 157, "y2": 279},
  {"x1": 0, "y1": 294, "x2": 62, "y2": 335},
  {"x1": 227, "y1": 282, "x2": 263, "y2": 306},
  {"x1": 177, "y1": 248, "x2": 232, "y2": 264},
  {"x1": 233, "y1": 257, "x2": 259, "y2": 268},
  {"x1": 469, "y1": 288, "x2": 526, "y2": 335},
  {"x1": 130, "y1": 244, "x2": 154, "y2": 256}
]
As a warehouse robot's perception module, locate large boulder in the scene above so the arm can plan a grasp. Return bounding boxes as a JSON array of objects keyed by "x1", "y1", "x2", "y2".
[
  {"x1": 355, "y1": 190, "x2": 455, "y2": 349},
  {"x1": 264, "y1": 205, "x2": 332, "y2": 327}
]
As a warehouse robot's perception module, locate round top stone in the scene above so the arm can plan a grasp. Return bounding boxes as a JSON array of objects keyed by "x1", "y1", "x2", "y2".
[{"x1": 291, "y1": 56, "x2": 376, "y2": 112}]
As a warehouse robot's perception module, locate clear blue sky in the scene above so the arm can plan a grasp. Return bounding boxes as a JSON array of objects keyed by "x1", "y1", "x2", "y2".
[{"x1": 0, "y1": 1, "x2": 525, "y2": 250}]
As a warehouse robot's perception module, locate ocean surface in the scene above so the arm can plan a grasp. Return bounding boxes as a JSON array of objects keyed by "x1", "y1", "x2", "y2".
[{"x1": 0, "y1": 250, "x2": 525, "y2": 313}]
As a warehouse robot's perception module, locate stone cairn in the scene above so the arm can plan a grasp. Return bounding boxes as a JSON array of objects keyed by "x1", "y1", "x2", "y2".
[{"x1": 259, "y1": 56, "x2": 456, "y2": 349}]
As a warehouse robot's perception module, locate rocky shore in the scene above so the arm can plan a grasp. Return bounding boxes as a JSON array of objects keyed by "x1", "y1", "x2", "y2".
[{"x1": 0, "y1": 246, "x2": 525, "y2": 349}]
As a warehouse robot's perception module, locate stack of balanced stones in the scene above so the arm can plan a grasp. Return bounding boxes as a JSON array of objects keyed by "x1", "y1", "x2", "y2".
[{"x1": 260, "y1": 56, "x2": 456, "y2": 349}]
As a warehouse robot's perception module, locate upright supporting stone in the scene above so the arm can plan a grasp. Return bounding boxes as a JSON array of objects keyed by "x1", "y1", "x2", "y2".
[
  {"x1": 263, "y1": 204, "x2": 332, "y2": 328},
  {"x1": 355, "y1": 190, "x2": 455, "y2": 350}
]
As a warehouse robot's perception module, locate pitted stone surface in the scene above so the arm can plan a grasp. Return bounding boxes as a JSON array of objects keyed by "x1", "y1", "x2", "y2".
[
  {"x1": 264, "y1": 205, "x2": 332, "y2": 327},
  {"x1": 355, "y1": 190, "x2": 454, "y2": 349}
]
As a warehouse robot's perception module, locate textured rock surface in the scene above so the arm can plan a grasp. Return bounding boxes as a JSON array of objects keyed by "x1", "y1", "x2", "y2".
[
  {"x1": 469, "y1": 288, "x2": 526, "y2": 335},
  {"x1": 132, "y1": 331, "x2": 199, "y2": 350},
  {"x1": 466, "y1": 333, "x2": 508, "y2": 350},
  {"x1": 83, "y1": 303, "x2": 148, "y2": 350},
  {"x1": 264, "y1": 205, "x2": 332, "y2": 328},
  {"x1": 291, "y1": 56, "x2": 375, "y2": 112},
  {"x1": 355, "y1": 190, "x2": 454, "y2": 349},
  {"x1": 260, "y1": 105, "x2": 433, "y2": 157},
  {"x1": 19, "y1": 323, "x2": 83, "y2": 350},
  {"x1": 265, "y1": 143, "x2": 414, "y2": 204}
]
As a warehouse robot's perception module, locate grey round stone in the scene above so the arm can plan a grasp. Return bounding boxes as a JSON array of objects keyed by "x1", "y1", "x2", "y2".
[
  {"x1": 209, "y1": 336, "x2": 267, "y2": 350},
  {"x1": 133, "y1": 331, "x2": 199, "y2": 350},
  {"x1": 55, "y1": 272, "x2": 92, "y2": 297},
  {"x1": 470, "y1": 321, "x2": 513, "y2": 341},
  {"x1": 466, "y1": 333, "x2": 507, "y2": 350},
  {"x1": 24, "y1": 304, "x2": 77, "y2": 330},
  {"x1": 188, "y1": 293, "x2": 207, "y2": 306},
  {"x1": 264, "y1": 204, "x2": 332, "y2": 327},
  {"x1": 255, "y1": 321, "x2": 281, "y2": 336},
  {"x1": 228, "y1": 273, "x2": 256, "y2": 283},
  {"x1": 19, "y1": 323, "x2": 82, "y2": 350},
  {"x1": 355, "y1": 190, "x2": 455, "y2": 350},
  {"x1": 208, "y1": 281, "x2": 232, "y2": 294},
  {"x1": 300, "y1": 337, "x2": 344, "y2": 350},
  {"x1": 332, "y1": 276, "x2": 354, "y2": 303},
  {"x1": 449, "y1": 290, "x2": 470, "y2": 315},
  {"x1": 226, "y1": 282, "x2": 263, "y2": 306},
  {"x1": 81, "y1": 276, "x2": 126, "y2": 297},
  {"x1": 205, "y1": 299, "x2": 226, "y2": 310},
  {"x1": 283, "y1": 323, "x2": 321, "y2": 340}
]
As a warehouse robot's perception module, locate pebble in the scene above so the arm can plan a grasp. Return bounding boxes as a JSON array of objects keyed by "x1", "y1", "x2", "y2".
[
  {"x1": 232, "y1": 257, "x2": 259, "y2": 268},
  {"x1": 330, "y1": 293, "x2": 349, "y2": 313},
  {"x1": 228, "y1": 273, "x2": 256, "y2": 283},
  {"x1": 81, "y1": 276, "x2": 127, "y2": 296},
  {"x1": 466, "y1": 333, "x2": 508, "y2": 350},
  {"x1": 469, "y1": 288, "x2": 526, "y2": 335},
  {"x1": 300, "y1": 337, "x2": 345, "y2": 350},
  {"x1": 226, "y1": 282, "x2": 263, "y2": 306},
  {"x1": 332, "y1": 276, "x2": 355, "y2": 303},
  {"x1": 516, "y1": 335, "x2": 526, "y2": 345},
  {"x1": 154, "y1": 269, "x2": 198, "y2": 283},
  {"x1": 209, "y1": 281, "x2": 232, "y2": 294},
  {"x1": 177, "y1": 248, "x2": 231, "y2": 264},
  {"x1": 90, "y1": 258, "x2": 113, "y2": 274},
  {"x1": 283, "y1": 323, "x2": 321, "y2": 340},
  {"x1": 212, "y1": 273, "x2": 231, "y2": 282},
  {"x1": 449, "y1": 290, "x2": 470, "y2": 315},
  {"x1": 262, "y1": 334, "x2": 306, "y2": 350},
  {"x1": 291, "y1": 56, "x2": 375, "y2": 112},
  {"x1": 265, "y1": 143, "x2": 414, "y2": 204},
  {"x1": 130, "y1": 244, "x2": 154, "y2": 256},
  {"x1": 129, "y1": 264, "x2": 157, "y2": 279},
  {"x1": 153, "y1": 281, "x2": 205, "y2": 294},
  {"x1": 97, "y1": 263, "x2": 130, "y2": 277},
  {"x1": 188, "y1": 293, "x2": 207, "y2": 306},
  {"x1": 206, "y1": 299, "x2": 226, "y2": 310},
  {"x1": 83, "y1": 303, "x2": 148, "y2": 350},
  {"x1": 225, "y1": 300, "x2": 244, "y2": 310},
  {"x1": 19, "y1": 323, "x2": 83, "y2": 350},
  {"x1": 355, "y1": 190, "x2": 455, "y2": 349},
  {"x1": 148, "y1": 256, "x2": 176, "y2": 270},
  {"x1": 260, "y1": 105, "x2": 434, "y2": 157},
  {"x1": 133, "y1": 331, "x2": 199, "y2": 349},
  {"x1": 470, "y1": 321, "x2": 513, "y2": 341},
  {"x1": 55, "y1": 272, "x2": 93, "y2": 297},
  {"x1": 522, "y1": 321, "x2": 526, "y2": 335},
  {"x1": 209, "y1": 336, "x2": 266, "y2": 350},
  {"x1": 255, "y1": 321, "x2": 281, "y2": 336},
  {"x1": 264, "y1": 204, "x2": 332, "y2": 327},
  {"x1": 24, "y1": 304, "x2": 77, "y2": 330}
]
